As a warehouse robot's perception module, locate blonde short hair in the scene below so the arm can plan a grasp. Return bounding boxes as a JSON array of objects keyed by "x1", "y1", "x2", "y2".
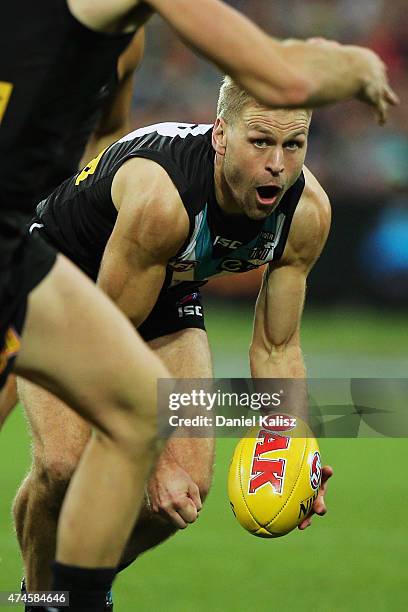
[
  {"x1": 217, "y1": 76, "x2": 255, "y2": 122},
  {"x1": 217, "y1": 75, "x2": 312, "y2": 123}
]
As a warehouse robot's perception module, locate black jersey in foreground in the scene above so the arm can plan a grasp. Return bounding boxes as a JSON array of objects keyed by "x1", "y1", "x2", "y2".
[
  {"x1": 0, "y1": 0, "x2": 131, "y2": 382},
  {"x1": 0, "y1": 0, "x2": 131, "y2": 218}
]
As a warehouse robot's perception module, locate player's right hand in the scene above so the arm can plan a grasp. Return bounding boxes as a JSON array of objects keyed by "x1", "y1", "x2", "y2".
[
  {"x1": 306, "y1": 38, "x2": 399, "y2": 124},
  {"x1": 346, "y1": 45, "x2": 399, "y2": 124},
  {"x1": 147, "y1": 457, "x2": 202, "y2": 529}
]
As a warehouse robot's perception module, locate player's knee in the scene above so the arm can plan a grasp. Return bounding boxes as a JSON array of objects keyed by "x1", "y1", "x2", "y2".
[
  {"x1": 95, "y1": 415, "x2": 161, "y2": 467},
  {"x1": 87, "y1": 362, "x2": 167, "y2": 461},
  {"x1": 95, "y1": 385, "x2": 159, "y2": 446},
  {"x1": 32, "y1": 452, "x2": 79, "y2": 509},
  {"x1": 113, "y1": 402, "x2": 158, "y2": 445}
]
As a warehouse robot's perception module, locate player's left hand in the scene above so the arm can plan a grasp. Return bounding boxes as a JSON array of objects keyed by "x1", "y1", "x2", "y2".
[{"x1": 298, "y1": 465, "x2": 334, "y2": 530}]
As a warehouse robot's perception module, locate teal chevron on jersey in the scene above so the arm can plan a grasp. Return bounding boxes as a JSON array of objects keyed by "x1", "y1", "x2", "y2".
[
  {"x1": 170, "y1": 207, "x2": 286, "y2": 284},
  {"x1": 33, "y1": 122, "x2": 305, "y2": 290}
]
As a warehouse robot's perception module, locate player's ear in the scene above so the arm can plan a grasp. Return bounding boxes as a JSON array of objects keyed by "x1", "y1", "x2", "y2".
[{"x1": 212, "y1": 118, "x2": 227, "y2": 156}]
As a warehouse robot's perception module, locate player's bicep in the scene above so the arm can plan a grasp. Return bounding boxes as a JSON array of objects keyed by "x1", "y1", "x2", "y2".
[{"x1": 98, "y1": 159, "x2": 189, "y2": 327}]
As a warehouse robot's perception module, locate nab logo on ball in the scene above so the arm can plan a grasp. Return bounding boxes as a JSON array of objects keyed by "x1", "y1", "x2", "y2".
[
  {"x1": 248, "y1": 430, "x2": 289, "y2": 495},
  {"x1": 309, "y1": 451, "x2": 322, "y2": 490}
]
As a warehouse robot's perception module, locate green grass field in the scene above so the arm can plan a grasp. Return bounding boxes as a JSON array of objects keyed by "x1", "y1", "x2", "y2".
[{"x1": 1, "y1": 304, "x2": 407, "y2": 611}]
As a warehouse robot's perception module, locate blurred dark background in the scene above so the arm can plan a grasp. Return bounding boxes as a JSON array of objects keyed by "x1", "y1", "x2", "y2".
[{"x1": 129, "y1": 0, "x2": 408, "y2": 307}]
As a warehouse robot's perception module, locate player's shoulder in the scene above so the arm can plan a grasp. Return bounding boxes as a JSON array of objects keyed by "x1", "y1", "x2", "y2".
[
  {"x1": 283, "y1": 166, "x2": 331, "y2": 265},
  {"x1": 111, "y1": 121, "x2": 213, "y2": 183},
  {"x1": 112, "y1": 156, "x2": 189, "y2": 257}
]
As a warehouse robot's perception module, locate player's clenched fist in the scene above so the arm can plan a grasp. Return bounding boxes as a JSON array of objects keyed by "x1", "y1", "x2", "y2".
[{"x1": 147, "y1": 456, "x2": 202, "y2": 529}]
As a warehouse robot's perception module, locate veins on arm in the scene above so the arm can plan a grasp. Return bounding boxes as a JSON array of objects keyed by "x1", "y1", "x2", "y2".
[{"x1": 249, "y1": 167, "x2": 331, "y2": 417}]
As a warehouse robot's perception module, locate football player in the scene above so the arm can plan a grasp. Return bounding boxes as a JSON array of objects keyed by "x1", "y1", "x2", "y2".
[
  {"x1": 0, "y1": 1, "x2": 396, "y2": 609},
  {"x1": 19, "y1": 78, "x2": 334, "y2": 604}
]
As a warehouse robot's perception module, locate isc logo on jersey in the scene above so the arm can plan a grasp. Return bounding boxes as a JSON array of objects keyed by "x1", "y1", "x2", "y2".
[
  {"x1": 178, "y1": 304, "x2": 203, "y2": 318},
  {"x1": 213, "y1": 236, "x2": 243, "y2": 249},
  {"x1": 169, "y1": 260, "x2": 198, "y2": 272},
  {"x1": 228, "y1": 417, "x2": 321, "y2": 538}
]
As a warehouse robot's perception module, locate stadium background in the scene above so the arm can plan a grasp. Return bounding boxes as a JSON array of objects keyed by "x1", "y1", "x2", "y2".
[{"x1": 1, "y1": 1, "x2": 407, "y2": 609}]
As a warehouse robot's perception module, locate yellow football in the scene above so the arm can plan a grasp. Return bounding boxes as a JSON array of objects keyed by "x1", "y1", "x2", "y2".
[{"x1": 228, "y1": 415, "x2": 321, "y2": 537}]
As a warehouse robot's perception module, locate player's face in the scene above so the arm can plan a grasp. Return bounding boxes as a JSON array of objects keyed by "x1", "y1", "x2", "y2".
[{"x1": 222, "y1": 106, "x2": 310, "y2": 220}]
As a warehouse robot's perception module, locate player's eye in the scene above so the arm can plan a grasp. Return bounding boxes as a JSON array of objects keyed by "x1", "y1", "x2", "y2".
[
  {"x1": 252, "y1": 139, "x2": 269, "y2": 148},
  {"x1": 285, "y1": 140, "x2": 304, "y2": 150}
]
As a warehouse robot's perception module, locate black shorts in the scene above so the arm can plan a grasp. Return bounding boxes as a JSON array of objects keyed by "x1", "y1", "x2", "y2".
[
  {"x1": 0, "y1": 221, "x2": 57, "y2": 388},
  {"x1": 31, "y1": 224, "x2": 206, "y2": 343},
  {"x1": 139, "y1": 288, "x2": 206, "y2": 342}
]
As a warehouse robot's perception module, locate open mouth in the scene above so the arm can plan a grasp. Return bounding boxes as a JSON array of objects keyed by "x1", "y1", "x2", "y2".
[{"x1": 256, "y1": 185, "x2": 282, "y2": 205}]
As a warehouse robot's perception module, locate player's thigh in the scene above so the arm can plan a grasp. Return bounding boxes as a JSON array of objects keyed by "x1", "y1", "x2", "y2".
[
  {"x1": 149, "y1": 327, "x2": 213, "y2": 378},
  {"x1": 149, "y1": 328, "x2": 215, "y2": 493},
  {"x1": 18, "y1": 378, "x2": 91, "y2": 475},
  {"x1": 15, "y1": 255, "x2": 166, "y2": 435}
]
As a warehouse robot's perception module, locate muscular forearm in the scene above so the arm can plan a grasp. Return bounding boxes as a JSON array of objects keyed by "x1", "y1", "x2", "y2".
[
  {"x1": 148, "y1": 0, "x2": 309, "y2": 107},
  {"x1": 250, "y1": 344, "x2": 306, "y2": 379},
  {"x1": 281, "y1": 41, "x2": 371, "y2": 107},
  {"x1": 147, "y1": 0, "x2": 388, "y2": 112},
  {"x1": 97, "y1": 264, "x2": 159, "y2": 328},
  {"x1": 250, "y1": 344, "x2": 309, "y2": 421},
  {"x1": 98, "y1": 273, "x2": 145, "y2": 327}
]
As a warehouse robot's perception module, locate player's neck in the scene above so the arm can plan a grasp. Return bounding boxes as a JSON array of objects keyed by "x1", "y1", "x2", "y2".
[{"x1": 214, "y1": 161, "x2": 242, "y2": 217}]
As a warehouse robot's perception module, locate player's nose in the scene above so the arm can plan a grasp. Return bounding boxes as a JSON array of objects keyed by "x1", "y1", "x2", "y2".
[{"x1": 266, "y1": 147, "x2": 284, "y2": 176}]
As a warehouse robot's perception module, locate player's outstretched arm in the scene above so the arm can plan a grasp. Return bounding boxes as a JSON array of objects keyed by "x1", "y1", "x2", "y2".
[
  {"x1": 69, "y1": 0, "x2": 397, "y2": 118},
  {"x1": 98, "y1": 157, "x2": 189, "y2": 326},
  {"x1": 147, "y1": 0, "x2": 308, "y2": 107},
  {"x1": 281, "y1": 38, "x2": 399, "y2": 124},
  {"x1": 249, "y1": 167, "x2": 331, "y2": 409},
  {"x1": 148, "y1": 0, "x2": 398, "y2": 120}
]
